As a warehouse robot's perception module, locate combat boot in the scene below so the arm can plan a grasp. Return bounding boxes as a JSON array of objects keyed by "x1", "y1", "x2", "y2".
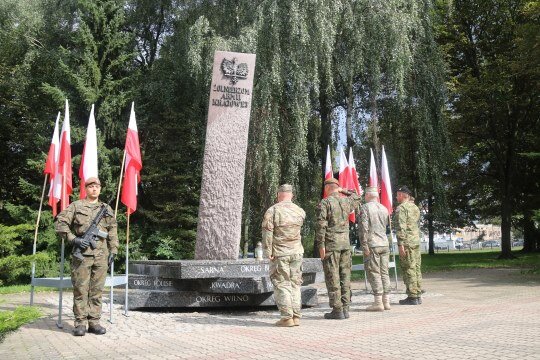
[
  {"x1": 343, "y1": 308, "x2": 350, "y2": 319},
  {"x1": 275, "y1": 318, "x2": 295, "y2": 327},
  {"x1": 417, "y1": 297, "x2": 422, "y2": 304},
  {"x1": 292, "y1": 316, "x2": 300, "y2": 326},
  {"x1": 398, "y1": 297, "x2": 419, "y2": 305},
  {"x1": 366, "y1": 295, "x2": 384, "y2": 311},
  {"x1": 72, "y1": 325, "x2": 86, "y2": 336},
  {"x1": 382, "y1": 294, "x2": 391, "y2": 310},
  {"x1": 88, "y1": 324, "x2": 107, "y2": 335},
  {"x1": 324, "y1": 308, "x2": 345, "y2": 320}
]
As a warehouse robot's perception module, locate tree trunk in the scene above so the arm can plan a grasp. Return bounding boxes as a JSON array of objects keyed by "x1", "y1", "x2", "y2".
[
  {"x1": 428, "y1": 195, "x2": 435, "y2": 255},
  {"x1": 316, "y1": 77, "x2": 332, "y2": 257},
  {"x1": 346, "y1": 81, "x2": 355, "y2": 149},
  {"x1": 522, "y1": 211, "x2": 538, "y2": 253},
  {"x1": 498, "y1": 194, "x2": 515, "y2": 259},
  {"x1": 370, "y1": 92, "x2": 380, "y2": 160}
]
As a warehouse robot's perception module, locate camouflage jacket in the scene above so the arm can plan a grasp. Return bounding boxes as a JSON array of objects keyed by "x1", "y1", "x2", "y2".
[
  {"x1": 261, "y1": 200, "x2": 306, "y2": 258},
  {"x1": 359, "y1": 200, "x2": 390, "y2": 248},
  {"x1": 394, "y1": 201, "x2": 420, "y2": 247},
  {"x1": 315, "y1": 191, "x2": 362, "y2": 251},
  {"x1": 55, "y1": 199, "x2": 119, "y2": 256}
]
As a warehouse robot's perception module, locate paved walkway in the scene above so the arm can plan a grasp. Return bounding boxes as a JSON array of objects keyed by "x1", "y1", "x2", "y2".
[{"x1": 1, "y1": 268, "x2": 539, "y2": 359}]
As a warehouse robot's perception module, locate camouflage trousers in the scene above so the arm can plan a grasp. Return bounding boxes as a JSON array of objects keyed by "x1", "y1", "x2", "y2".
[
  {"x1": 400, "y1": 245, "x2": 422, "y2": 297},
  {"x1": 322, "y1": 249, "x2": 351, "y2": 311},
  {"x1": 71, "y1": 252, "x2": 108, "y2": 327},
  {"x1": 270, "y1": 254, "x2": 303, "y2": 320},
  {"x1": 366, "y1": 246, "x2": 391, "y2": 295}
]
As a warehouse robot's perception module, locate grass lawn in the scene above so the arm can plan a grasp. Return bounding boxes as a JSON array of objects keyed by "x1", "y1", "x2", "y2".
[
  {"x1": 351, "y1": 249, "x2": 540, "y2": 281},
  {"x1": 0, "y1": 285, "x2": 51, "y2": 295},
  {"x1": 0, "y1": 306, "x2": 42, "y2": 342}
]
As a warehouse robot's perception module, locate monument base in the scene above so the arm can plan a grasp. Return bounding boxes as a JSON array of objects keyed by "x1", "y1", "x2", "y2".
[{"x1": 127, "y1": 258, "x2": 323, "y2": 309}]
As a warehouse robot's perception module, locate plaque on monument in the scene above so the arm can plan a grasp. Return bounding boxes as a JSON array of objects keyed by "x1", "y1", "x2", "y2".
[{"x1": 195, "y1": 51, "x2": 257, "y2": 260}]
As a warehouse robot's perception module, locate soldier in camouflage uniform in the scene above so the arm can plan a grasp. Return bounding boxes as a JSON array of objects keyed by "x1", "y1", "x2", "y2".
[
  {"x1": 262, "y1": 184, "x2": 306, "y2": 327},
  {"x1": 316, "y1": 178, "x2": 362, "y2": 320},
  {"x1": 55, "y1": 177, "x2": 118, "y2": 336},
  {"x1": 359, "y1": 187, "x2": 392, "y2": 311},
  {"x1": 394, "y1": 185, "x2": 422, "y2": 305}
]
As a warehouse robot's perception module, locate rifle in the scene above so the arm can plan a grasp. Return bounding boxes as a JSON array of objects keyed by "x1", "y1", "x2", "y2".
[{"x1": 73, "y1": 204, "x2": 110, "y2": 261}]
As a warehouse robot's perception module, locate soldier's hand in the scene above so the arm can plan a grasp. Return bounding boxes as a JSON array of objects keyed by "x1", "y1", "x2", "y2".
[
  {"x1": 73, "y1": 237, "x2": 90, "y2": 250},
  {"x1": 319, "y1": 248, "x2": 326, "y2": 260},
  {"x1": 269, "y1": 255, "x2": 275, "y2": 261},
  {"x1": 108, "y1": 253, "x2": 116, "y2": 267}
]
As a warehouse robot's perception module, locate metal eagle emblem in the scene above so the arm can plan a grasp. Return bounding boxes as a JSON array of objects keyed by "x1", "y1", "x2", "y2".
[{"x1": 220, "y1": 57, "x2": 248, "y2": 85}]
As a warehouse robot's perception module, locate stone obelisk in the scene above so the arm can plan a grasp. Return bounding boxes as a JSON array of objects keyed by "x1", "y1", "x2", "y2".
[{"x1": 195, "y1": 51, "x2": 256, "y2": 260}]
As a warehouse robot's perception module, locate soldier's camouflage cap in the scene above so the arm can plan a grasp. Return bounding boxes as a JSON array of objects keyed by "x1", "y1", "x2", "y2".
[
  {"x1": 85, "y1": 177, "x2": 101, "y2": 187},
  {"x1": 365, "y1": 186, "x2": 378, "y2": 194},
  {"x1": 396, "y1": 185, "x2": 412, "y2": 195},
  {"x1": 324, "y1": 178, "x2": 339, "y2": 186},
  {"x1": 277, "y1": 184, "x2": 293, "y2": 193}
]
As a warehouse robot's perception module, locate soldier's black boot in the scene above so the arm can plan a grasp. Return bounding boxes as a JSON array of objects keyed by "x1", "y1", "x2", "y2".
[
  {"x1": 324, "y1": 308, "x2": 345, "y2": 320},
  {"x1": 399, "y1": 297, "x2": 419, "y2": 305},
  {"x1": 88, "y1": 324, "x2": 107, "y2": 335},
  {"x1": 73, "y1": 325, "x2": 86, "y2": 336}
]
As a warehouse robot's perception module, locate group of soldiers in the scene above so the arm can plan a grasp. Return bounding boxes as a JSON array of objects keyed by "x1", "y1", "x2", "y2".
[
  {"x1": 54, "y1": 175, "x2": 422, "y2": 335},
  {"x1": 262, "y1": 178, "x2": 422, "y2": 326}
]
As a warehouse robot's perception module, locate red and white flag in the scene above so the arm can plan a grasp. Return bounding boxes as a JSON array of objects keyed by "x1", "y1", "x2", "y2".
[
  {"x1": 121, "y1": 102, "x2": 142, "y2": 214},
  {"x1": 348, "y1": 148, "x2": 362, "y2": 196},
  {"x1": 45, "y1": 112, "x2": 61, "y2": 216},
  {"x1": 323, "y1": 145, "x2": 333, "y2": 198},
  {"x1": 380, "y1": 145, "x2": 393, "y2": 215},
  {"x1": 338, "y1": 147, "x2": 349, "y2": 190},
  {"x1": 79, "y1": 104, "x2": 99, "y2": 199},
  {"x1": 55, "y1": 100, "x2": 72, "y2": 211},
  {"x1": 369, "y1": 148, "x2": 378, "y2": 188}
]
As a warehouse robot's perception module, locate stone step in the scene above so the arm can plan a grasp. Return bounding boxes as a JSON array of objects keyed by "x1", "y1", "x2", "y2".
[{"x1": 119, "y1": 286, "x2": 318, "y2": 309}]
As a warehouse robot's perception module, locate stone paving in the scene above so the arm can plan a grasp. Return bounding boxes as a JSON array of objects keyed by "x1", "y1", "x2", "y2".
[{"x1": 1, "y1": 268, "x2": 539, "y2": 359}]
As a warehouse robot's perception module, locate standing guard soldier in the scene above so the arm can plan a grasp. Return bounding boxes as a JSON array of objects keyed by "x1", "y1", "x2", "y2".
[
  {"x1": 394, "y1": 185, "x2": 423, "y2": 305},
  {"x1": 55, "y1": 177, "x2": 118, "y2": 336},
  {"x1": 262, "y1": 184, "x2": 306, "y2": 327},
  {"x1": 359, "y1": 187, "x2": 391, "y2": 311},
  {"x1": 316, "y1": 178, "x2": 362, "y2": 319}
]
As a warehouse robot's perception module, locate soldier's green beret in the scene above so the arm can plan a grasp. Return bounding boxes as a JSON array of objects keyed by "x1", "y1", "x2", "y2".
[
  {"x1": 365, "y1": 186, "x2": 378, "y2": 194},
  {"x1": 277, "y1": 184, "x2": 293, "y2": 193},
  {"x1": 324, "y1": 178, "x2": 339, "y2": 186}
]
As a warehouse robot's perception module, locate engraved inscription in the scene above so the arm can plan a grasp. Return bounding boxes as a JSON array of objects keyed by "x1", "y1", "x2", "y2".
[
  {"x1": 210, "y1": 281, "x2": 241, "y2": 290},
  {"x1": 199, "y1": 266, "x2": 225, "y2": 274},
  {"x1": 240, "y1": 264, "x2": 270, "y2": 273},
  {"x1": 195, "y1": 294, "x2": 250, "y2": 303}
]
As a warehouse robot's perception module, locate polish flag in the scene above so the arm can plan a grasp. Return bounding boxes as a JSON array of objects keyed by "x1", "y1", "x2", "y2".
[
  {"x1": 380, "y1": 145, "x2": 393, "y2": 215},
  {"x1": 338, "y1": 147, "x2": 356, "y2": 222},
  {"x1": 369, "y1": 148, "x2": 378, "y2": 188},
  {"x1": 323, "y1": 145, "x2": 333, "y2": 198},
  {"x1": 338, "y1": 147, "x2": 349, "y2": 190},
  {"x1": 55, "y1": 100, "x2": 72, "y2": 211},
  {"x1": 348, "y1": 148, "x2": 362, "y2": 196},
  {"x1": 121, "y1": 102, "x2": 142, "y2": 214},
  {"x1": 79, "y1": 104, "x2": 99, "y2": 199},
  {"x1": 44, "y1": 112, "x2": 60, "y2": 216}
]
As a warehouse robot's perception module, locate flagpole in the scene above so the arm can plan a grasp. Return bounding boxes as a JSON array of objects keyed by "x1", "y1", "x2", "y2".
[
  {"x1": 124, "y1": 211, "x2": 130, "y2": 317},
  {"x1": 57, "y1": 166, "x2": 66, "y2": 329},
  {"x1": 388, "y1": 214, "x2": 399, "y2": 290},
  {"x1": 115, "y1": 150, "x2": 126, "y2": 218},
  {"x1": 30, "y1": 174, "x2": 48, "y2": 306}
]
